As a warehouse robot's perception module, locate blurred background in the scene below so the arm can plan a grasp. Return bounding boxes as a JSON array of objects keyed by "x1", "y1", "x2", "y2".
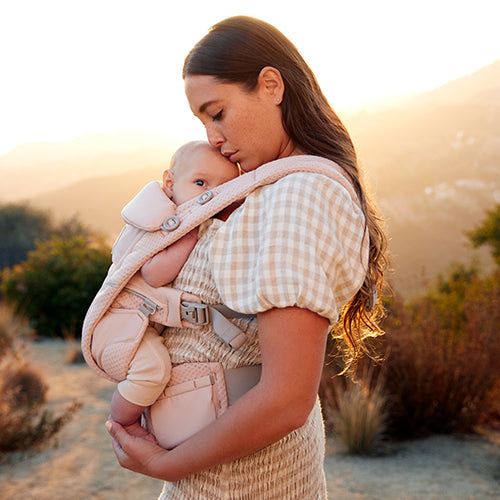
[{"x1": 1, "y1": 1, "x2": 499, "y2": 497}]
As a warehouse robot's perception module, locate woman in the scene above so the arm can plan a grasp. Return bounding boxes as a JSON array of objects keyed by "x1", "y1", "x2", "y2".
[{"x1": 106, "y1": 15, "x2": 387, "y2": 499}]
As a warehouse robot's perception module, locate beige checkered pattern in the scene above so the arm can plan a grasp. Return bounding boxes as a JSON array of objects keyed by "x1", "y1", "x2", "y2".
[{"x1": 211, "y1": 172, "x2": 369, "y2": 325}]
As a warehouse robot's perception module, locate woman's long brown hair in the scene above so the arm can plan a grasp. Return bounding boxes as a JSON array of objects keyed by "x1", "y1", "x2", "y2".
[{"x1": 184, "y1": 16, "x2": 388, "y2": 365}]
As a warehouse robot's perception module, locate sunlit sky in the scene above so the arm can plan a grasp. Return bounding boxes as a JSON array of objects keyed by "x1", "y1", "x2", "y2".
[{"x1": 0, "y1": 0, "x2": 498, "y2": 156}]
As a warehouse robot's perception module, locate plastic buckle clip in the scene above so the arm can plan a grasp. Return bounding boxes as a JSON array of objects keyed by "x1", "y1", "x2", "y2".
[
  {"x1": 139, "y1": 299, "x2": 157, "y2": 317},
  {"x1": 180, "y1": 301, "x2": 210, "y2": 325}
]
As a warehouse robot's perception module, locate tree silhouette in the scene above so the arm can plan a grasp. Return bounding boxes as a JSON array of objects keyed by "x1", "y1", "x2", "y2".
[
  {"x1": 0, "y1": 204, "x2": 53, "y2": 269},
  {"x1": 469, "y1": 204, "x2": 500, "y2": 267},
  {"x1": 1, "y1": 235, "x2": 111, "y2": 338}
]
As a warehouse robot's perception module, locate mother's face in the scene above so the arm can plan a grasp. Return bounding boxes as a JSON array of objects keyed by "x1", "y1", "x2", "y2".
[{"x1": 184, "y1": 68, "x2": 295, "y2": 172}]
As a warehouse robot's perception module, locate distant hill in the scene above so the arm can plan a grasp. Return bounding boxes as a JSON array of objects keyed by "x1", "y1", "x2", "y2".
[
  {"x1": 343, "y1": 59, "x2": 500, "y2": 294},
  {"x1": 30, "y1": 166, "x2": 162, "y2": 238},
  {"x1": 0, "y1": 130, "x2": 175, "y2": 202},
  {"x1": 6, "y1": 60, "x2": 500, "y2": 297}
]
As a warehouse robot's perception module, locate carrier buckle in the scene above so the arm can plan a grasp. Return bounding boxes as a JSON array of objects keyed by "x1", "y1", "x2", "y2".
[
  {"x1": 139, "y1": 298, "x2": 158, "y2": 317},
  {"x1": 180, "y1": 301, "x2": 210, "y2": 325}
]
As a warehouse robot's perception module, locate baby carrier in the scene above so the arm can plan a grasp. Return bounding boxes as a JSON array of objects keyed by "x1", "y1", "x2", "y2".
[{"x1": 81, "y1": 155, "x2": 360, "y2": 448}]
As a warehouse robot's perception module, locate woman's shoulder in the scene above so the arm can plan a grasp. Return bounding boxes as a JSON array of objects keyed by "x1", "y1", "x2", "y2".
[
  {"x1": 259, "y1": 170, "x2": 357, "y2": 210},
  {"x1": 256, "y1": 155, "x2": 356, "y2": 200}
]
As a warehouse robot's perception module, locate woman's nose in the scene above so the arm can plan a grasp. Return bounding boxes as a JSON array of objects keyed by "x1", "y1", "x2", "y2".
[{"x1": 206, "y1": 124, "x2": 225, "y2": 148}]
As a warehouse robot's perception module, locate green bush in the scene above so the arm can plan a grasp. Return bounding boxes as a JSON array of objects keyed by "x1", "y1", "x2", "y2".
[
  {"x1": 320, "y1": 205, "x2": 500, "y2": 443},
  {"x1": 1, "y1": 235, "x2": 111, "y2": 338},
  {"x1": 0, "y1": 203, "x2": 93, "y2": 270}
]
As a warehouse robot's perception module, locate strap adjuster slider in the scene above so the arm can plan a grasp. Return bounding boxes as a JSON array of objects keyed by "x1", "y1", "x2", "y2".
[{"x1": 180, "y1": 301, "x2": 210, "y2": 325}]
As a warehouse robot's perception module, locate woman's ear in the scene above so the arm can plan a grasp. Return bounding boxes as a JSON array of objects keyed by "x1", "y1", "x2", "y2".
[
  {"x1": 258, "y1": 66, "x2": 284, "y2": 105},
  {"x1": 162, "y1": 169, "x2": 175, "y2": 198}
]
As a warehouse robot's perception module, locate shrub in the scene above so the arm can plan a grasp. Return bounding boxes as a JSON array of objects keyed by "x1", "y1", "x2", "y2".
[
  {"x1": 381, "y1": 268, "x2": 500, "y2": 437},
  {"x1": 0, "y1": 362, "x2": 81, "y2": 454},
  {"x1": 0, "y1": 303, "x2": 81, "y2": 455},
  {"x1": 1, "y1": 235, "x2": 111, "y2": 338}
]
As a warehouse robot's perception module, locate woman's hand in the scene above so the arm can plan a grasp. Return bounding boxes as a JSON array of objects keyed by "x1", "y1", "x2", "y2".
[{"x1": 105, "y1": 420, "x2": 170, "y2": 480}]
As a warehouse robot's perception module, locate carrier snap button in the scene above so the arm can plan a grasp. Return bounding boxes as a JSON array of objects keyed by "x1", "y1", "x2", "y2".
[
  {"x1": 161, "y1": 215, "x2": 180, "y2": 231},
  {"x1": 198, "y1": 190, "x2": 213, "y2": 205}
]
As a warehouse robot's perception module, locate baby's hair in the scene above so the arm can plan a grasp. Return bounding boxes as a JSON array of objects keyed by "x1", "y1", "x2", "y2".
[{"x1": 168, "y1": 140, "x2": 209, "y2": 175}]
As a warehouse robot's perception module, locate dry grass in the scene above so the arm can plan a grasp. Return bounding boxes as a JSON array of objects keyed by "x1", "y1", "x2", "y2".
[{"x1": 329, "y1": 369, "x2": 388, "y2": 455}]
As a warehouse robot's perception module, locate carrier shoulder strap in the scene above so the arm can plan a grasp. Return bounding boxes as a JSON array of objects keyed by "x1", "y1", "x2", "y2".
[{"x1": 81, "y1": 155, "x2": 360, "y2": 378}]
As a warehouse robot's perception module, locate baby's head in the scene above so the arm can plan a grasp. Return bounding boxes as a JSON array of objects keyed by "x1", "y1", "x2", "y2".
[{"x1": 163, "y1": 141, "x2": 240, "y2": 205}]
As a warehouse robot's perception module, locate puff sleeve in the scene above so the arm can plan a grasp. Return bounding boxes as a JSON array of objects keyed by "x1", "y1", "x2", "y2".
[{"x1": 210, "y1": 172, "x2": 369, "y2": 325}]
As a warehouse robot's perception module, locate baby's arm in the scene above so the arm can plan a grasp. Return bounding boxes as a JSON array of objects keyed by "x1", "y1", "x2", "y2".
[{"x1": 141, "y1": 228, "x2": 198, "y2": 287}]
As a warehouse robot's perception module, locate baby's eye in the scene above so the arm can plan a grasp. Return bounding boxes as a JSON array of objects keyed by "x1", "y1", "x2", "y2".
[{"x1": 195, "y1": 179, "x2": 205, "y2": 186}]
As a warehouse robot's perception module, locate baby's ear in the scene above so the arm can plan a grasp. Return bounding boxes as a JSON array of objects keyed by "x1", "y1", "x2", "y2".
[{"x1": 162, "y1": 170, "x2": 174, "y2": 198}]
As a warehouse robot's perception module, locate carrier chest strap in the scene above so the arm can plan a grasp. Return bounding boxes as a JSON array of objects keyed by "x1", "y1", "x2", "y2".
[
  {"x1": 180, "y1": 301, "x2": 255, "y2": 350},
  {"x1": 118, "y1": 275, "x2": 254, "y2": 350}
]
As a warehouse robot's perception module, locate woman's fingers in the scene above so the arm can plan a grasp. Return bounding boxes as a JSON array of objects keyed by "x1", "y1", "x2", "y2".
[
  {"x1": 106, "y1": 420, "x2": 130, "y2": 462},
  {"x1": 105, "y1": 420, "x2": 142, "y2": 470},
  {"x1": 105, "y1": 419, "x2": 168, "y2": 478},
  {"x1": 105, "y1": 419, "x2": 121, "y2": 441}
]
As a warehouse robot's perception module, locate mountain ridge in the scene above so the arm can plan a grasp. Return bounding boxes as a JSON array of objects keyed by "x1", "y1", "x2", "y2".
[{"x1": 4, "y1": 60, "x2": 500, "y2": 297}]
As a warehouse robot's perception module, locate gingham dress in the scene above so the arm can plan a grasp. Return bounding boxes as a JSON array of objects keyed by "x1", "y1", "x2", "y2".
[{"x1": 159, "y1": 162, "x2": 369, "y2": 499}]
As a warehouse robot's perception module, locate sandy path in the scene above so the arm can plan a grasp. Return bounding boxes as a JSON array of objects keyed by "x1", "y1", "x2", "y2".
[{"x1": 1, "y1": 339, "x2": 499, "y2": 499}]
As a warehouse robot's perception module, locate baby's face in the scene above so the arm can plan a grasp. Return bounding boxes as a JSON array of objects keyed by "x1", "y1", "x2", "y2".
[{"x1": 171, "y1": 146, "x2": 240, "y2": 205}]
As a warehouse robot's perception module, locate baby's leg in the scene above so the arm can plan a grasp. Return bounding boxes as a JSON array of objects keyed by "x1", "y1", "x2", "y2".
[
  {"x1": 109, "y1": 388, "x2": 157, "y2": 442},
  {"x1": 116, "y1": 327, "x2": 172, "y2": 407},
  {"x1": 107, "y1": 327, "x2": 171, "y2": 429},
  {"x1": 110, "y1": 387, "x2": 146, "y2": 426}
]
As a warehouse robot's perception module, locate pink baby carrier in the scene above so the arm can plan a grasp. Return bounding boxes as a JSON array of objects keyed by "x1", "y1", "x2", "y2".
[{"x1": 81, "y1": 155, "x2": 360, "y2": 448}]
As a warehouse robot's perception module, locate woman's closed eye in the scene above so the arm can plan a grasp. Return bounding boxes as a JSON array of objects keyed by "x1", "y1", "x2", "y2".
[{"x1": 211, "y1": 109, "x2": 223, "y2": 121}]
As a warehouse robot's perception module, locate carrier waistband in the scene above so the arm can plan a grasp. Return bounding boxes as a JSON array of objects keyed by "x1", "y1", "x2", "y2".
[{"x1": 224, "y1": 365, "x2": 262, "y2": 405}]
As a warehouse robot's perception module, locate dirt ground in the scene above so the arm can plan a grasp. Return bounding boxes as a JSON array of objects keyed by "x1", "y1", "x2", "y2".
[{"x1": 1, "y1": 339, "x2": 499, "y2": 499}]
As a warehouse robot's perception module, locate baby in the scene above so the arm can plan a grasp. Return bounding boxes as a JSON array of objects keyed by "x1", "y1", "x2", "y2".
[{"x1": 106, "y1": 141, "x2": 240, "y2": 437}]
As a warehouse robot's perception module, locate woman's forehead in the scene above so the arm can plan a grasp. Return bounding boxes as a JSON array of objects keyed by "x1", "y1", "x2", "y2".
[
  {"x1": 184, "y1": 75, "x2": 222, "y2": 111},
  {"x1": 185, "y1": 75, "x2": 248, "y2": 115}
]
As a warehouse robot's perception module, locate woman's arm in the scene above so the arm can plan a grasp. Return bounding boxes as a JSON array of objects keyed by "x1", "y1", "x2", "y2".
[{"x1": 105, "y1": 306, "x2": 329, "y2": 481}]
